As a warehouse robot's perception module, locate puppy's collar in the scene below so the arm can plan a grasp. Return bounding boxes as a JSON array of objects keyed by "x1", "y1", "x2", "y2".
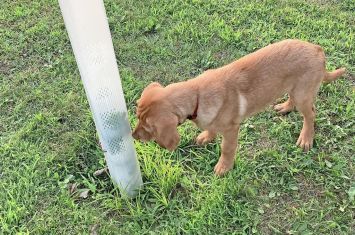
[{"x1": 187, "y1": 96, "x2": 199, "y2": 120}]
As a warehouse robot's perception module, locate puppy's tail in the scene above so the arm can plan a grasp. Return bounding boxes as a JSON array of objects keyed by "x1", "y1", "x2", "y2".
[{"x1": 323, "y1": 68, "x2": 346, "y2": 83}]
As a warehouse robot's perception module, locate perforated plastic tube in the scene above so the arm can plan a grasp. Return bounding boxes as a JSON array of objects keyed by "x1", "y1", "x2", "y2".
[{"x1": 59, "y1": 0, "x2": 142, "y2": 197}]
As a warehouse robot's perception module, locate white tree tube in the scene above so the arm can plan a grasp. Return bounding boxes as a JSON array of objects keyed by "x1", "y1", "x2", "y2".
[{"x1": 59, "y1": 0, "x2": 143, "y2": 197}]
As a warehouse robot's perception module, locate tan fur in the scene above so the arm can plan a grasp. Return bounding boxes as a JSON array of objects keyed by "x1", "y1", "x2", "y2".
[{"x1": 132, "y1": 39, "x2": 345, "y2": 175}]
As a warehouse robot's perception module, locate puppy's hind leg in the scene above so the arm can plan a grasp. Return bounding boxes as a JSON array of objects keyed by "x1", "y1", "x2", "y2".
[
  {"x1": 196, "y1": 130, "x2": 216, "y2": 145},
  {"x1": 274, "y1": 95, "x2": 295, "y2": 114},
  {"x1": 295, "y1": 101, "x2": 316, "y2": 151},
  {"x1": 292, "y1": 71, "x2": 323, "y2": 151},
  {"x1": 292, "y1": 81, "x2": 320, "y2": 151}
]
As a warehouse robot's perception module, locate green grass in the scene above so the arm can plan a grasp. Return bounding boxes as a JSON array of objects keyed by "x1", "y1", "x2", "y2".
[{"x1": 1, "y1": 0, "x2": 354, "y2": 234}]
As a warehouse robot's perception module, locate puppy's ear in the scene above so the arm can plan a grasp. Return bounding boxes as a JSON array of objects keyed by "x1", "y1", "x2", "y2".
[{"x1": 154, "y1": 114, "x2": 180, "y2": 151}]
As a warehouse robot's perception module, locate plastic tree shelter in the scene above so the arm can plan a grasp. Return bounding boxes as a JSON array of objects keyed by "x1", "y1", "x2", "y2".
[{"x1": 59, "y1": 0, "x2": 143, "y2": 197}]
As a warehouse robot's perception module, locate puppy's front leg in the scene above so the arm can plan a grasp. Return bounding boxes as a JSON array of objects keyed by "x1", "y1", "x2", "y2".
[
  {"x1": 214, "y1": 126, "x2": 239, "y2": 176},
  {"x1": 196, "y1": 130, "x2": 216, "y2": 145}
]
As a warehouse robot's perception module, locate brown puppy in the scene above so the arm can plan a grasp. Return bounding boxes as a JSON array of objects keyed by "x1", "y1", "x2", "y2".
[{"x1": 132, "y1": 39, "x2": 345, "y2": 176}]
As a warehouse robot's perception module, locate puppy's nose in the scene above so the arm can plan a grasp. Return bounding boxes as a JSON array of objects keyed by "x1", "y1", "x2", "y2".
[{"x1": 132, "y1": 129, "x2": 139, "y2": 140}]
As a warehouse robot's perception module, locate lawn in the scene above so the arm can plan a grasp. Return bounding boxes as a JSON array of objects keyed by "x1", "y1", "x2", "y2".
[{"x1": 0, "y1": 0, "x2": 354, "y2": 234}]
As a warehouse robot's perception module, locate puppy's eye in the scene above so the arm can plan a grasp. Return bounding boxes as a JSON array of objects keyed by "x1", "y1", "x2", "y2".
[
  {"x1": 142, "y1": 125, "x2": 150, "y2": 132},
  {"x1": 142, "y1": 124, "x2": 153, "y2": 133}
]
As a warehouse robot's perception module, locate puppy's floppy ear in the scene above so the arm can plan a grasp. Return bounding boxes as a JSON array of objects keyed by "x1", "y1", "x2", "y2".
[{"x1": 154, "y1": 114, "x2": 180, "y2": 151}]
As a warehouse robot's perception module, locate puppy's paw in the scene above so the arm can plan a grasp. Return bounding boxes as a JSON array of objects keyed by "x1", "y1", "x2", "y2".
[
  {"x1": 214, "y1": 157, "x2": 234, "y2": 176},
  {"x1": 296, "y1": 131, "x2": 314, "y2": 152},
  {"x1": 196, "y1": 131, "x2": 216, "y2": 145},
  {"x1": 274, "y1": 101, "x2": 294, "y2": 114}
]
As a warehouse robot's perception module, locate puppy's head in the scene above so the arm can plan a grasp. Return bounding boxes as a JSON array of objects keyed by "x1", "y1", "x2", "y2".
[{"x1": 132, "y1": 82, "x2": 180, "y2": 151}]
